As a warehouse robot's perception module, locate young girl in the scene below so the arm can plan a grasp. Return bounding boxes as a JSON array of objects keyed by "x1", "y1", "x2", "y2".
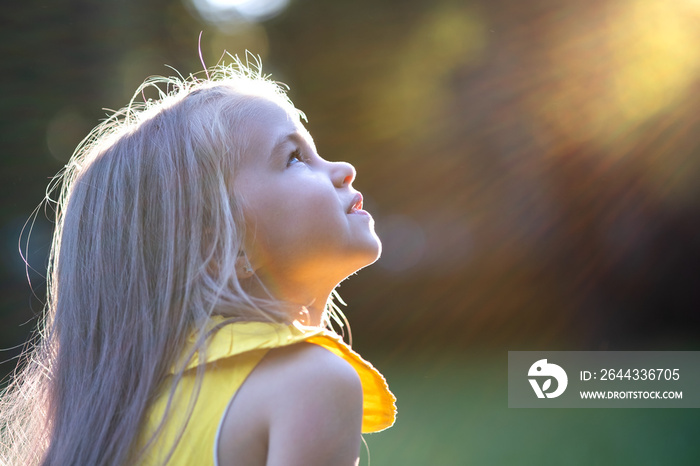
[{"x1": 1, "y1": 58, "x2": 395, "y2": 465}]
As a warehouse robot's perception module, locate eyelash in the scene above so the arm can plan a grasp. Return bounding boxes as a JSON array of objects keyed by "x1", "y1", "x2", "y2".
[{"x1": 287, "y1": 148, "x2": 305, "y2": 167}]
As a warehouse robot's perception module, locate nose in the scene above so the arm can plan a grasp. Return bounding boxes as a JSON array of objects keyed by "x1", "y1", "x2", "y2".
[{"x1": 330, "y1": 161, "x2": 356, "y2": 188}]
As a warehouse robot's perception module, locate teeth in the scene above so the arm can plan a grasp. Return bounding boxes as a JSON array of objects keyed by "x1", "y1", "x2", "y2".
[{"x1": 349, "y1": 195, "x2": 363, "y2": 213}]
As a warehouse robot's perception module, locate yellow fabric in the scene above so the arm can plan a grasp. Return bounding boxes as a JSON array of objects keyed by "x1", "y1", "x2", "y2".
[{"x1": 139, "y1": 318, "x2": 396, "y2": 465}]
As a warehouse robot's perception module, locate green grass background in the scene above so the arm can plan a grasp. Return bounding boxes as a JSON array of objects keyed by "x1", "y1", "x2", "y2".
[{"x1": 362, "y1": 352, "x2": 700, "y2": 466}]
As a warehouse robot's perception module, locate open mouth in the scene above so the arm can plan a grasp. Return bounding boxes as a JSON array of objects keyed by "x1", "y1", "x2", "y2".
[{"x1": 348, "y1": 193, "x2": 363, "y2": 213}]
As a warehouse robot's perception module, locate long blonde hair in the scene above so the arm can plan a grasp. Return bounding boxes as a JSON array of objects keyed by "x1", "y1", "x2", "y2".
[{"x1": 0, "y1": 58, "x2": 319, "y2": 465}]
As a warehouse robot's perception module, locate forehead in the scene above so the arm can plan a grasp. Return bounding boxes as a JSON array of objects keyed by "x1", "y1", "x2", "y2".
[
  {"x1": 246, "y1": 99, "x2": 309, "y2": 141},
  {"x1": 242, "y1": 98, "x2": 305, "y2": 143},
  {"x1": 236, "y1": 97, "x2": 309, "y2": 165},
  {"x1": 247, "y1": 96, "x2": 302, "y2": 129}
]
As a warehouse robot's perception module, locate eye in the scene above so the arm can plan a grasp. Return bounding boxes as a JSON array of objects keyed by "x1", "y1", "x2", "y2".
[{"x1": 287, "y1": 148, "x2": 305, "y2": 167}]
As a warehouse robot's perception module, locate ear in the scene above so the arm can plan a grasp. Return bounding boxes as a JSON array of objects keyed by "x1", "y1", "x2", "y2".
[{"x1": 235, "y1": 255, "x2": 255, "y2": 278}]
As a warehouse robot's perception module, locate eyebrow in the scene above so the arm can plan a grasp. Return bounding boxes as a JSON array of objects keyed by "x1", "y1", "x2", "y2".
[
  {"x1": 272, "y1": 132, "x2": 304, "y2": 153},
  {"x1": 271, "y1": 132, "x2": 310, "y2": 158}
]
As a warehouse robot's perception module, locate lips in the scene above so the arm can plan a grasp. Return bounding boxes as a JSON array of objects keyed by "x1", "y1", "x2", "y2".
[{"x1": 348, "y1": 193, "x2": 364, "y2": 214}]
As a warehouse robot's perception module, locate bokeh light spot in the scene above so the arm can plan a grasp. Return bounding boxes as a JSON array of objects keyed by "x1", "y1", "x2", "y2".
[
  {"x1": 611, "y1": 0, "x2": 700, "y2": 124},
  {"x1": 367, "y1": 3, "x2": 487, "y2": 144},
  {"x1": 191, "y1": 0, "x2": 289, "y2": 24}
]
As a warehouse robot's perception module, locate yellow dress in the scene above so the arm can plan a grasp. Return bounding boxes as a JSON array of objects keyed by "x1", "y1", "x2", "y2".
[{"x1": 138, "y1": 317, "x2": 396, "y2": 465}]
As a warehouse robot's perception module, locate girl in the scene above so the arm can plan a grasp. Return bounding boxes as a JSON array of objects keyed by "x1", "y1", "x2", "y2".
[{"x1": 1, "y1": 58, "x2": 395, "y2": 465}]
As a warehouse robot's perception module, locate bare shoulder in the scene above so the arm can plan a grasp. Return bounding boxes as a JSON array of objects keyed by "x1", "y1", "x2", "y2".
[
  {"x1": 262, "y1": 342, "x2": 362, "y2": 393},
  {"x1": 217, "y1": 343, "x2": 363, "y2": 466}
]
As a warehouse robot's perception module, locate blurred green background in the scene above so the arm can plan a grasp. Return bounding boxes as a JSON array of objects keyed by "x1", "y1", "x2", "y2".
[{"x1": 2, "y1": 0, "x2": 700, "y2": 464}]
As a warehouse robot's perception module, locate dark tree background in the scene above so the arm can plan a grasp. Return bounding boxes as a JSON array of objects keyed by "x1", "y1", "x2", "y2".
[{"x1": 3, "y1": 0, "x2": 700, "y2": 463}]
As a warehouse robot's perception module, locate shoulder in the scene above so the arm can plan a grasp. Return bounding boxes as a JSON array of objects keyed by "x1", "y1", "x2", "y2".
[
  {"x1": 255, "y1": 342, "x2": 363, "y2": 434},
  {"x1": 218, "y1": 342, "x2": 363, "y2": 466},
  {"x1": 264, "y1": 341, "x2": 362, "y2": 394}
]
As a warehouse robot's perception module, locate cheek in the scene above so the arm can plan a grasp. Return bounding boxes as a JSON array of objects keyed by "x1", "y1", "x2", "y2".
[
  {"x1": 277, "y1": 192, "x2": 343, "y2": 240},
  {"x1": 267, "y1": 193, "x2": 343, "y2": 247},
  {"x1": 240, "y1": 175, "x2": 349, "y2": 261}
]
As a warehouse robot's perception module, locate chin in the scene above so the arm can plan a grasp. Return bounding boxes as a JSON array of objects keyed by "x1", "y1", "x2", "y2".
[
  {"x1": 369, "y1": 237, "x2": 382, "y2": 264},
  {"x1": 351, "y1": 237, "x2": 383, "y2": 273}
]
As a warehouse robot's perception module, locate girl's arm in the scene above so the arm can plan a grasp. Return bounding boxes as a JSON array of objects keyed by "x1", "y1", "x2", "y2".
[
  {"x1": 265, "y1": 343, "x2": 363, "y2": 466},
  {"x1": 218, "y1": 343, "x2": 363, "y2": 466}
]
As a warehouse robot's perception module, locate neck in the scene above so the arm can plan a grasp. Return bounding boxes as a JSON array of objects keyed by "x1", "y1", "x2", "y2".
[
  {"x1": 246, "y1": 269, "x2": 336, "y2": 327},
  {"x1": 297, "y1": 301, "x2": 327, "y2": 327},
  {"x1": 281, "y1": 283, "x2": 333, "y2": 327}
]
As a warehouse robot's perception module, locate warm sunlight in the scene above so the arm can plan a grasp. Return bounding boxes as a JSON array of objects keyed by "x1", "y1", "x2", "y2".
[{"x1": 191, "y1": 0, "x2": 289, "y2": 23}]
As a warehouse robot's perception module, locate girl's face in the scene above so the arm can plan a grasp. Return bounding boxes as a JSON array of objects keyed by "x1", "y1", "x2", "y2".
[{"x1": 234, "y1": 98, "x2": 381, "y2": 301}]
